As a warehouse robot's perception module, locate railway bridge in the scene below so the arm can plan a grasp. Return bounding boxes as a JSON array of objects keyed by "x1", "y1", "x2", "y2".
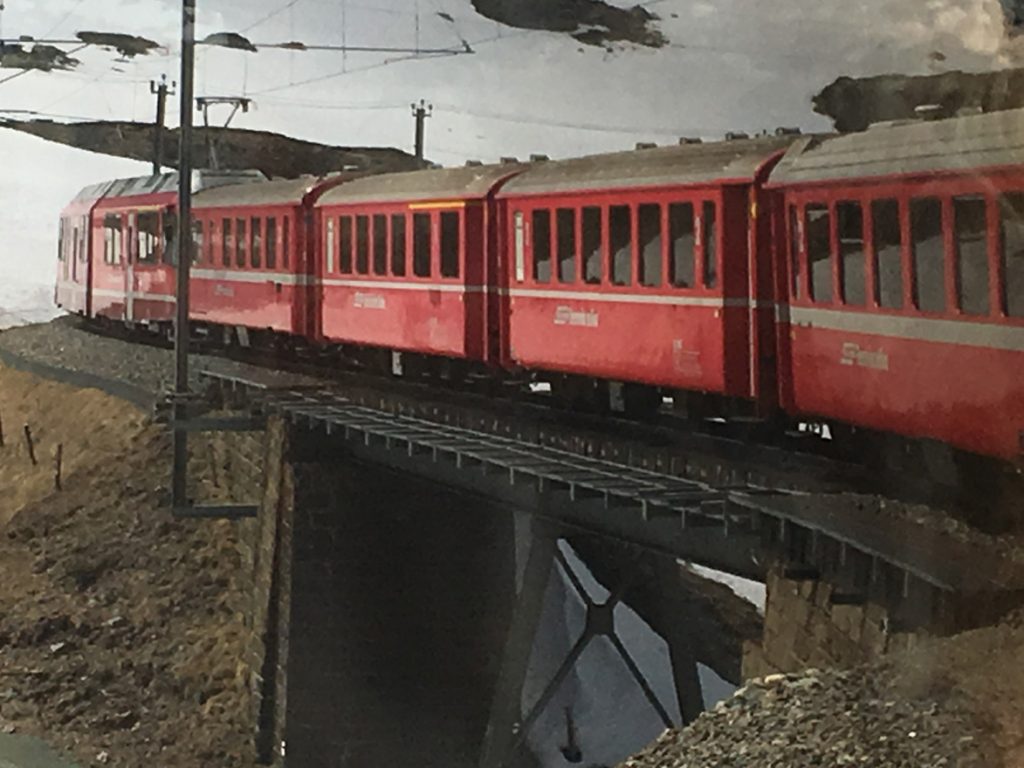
[{"x1": 167, "y1": 368, "x2": 1024, "y2": 768}]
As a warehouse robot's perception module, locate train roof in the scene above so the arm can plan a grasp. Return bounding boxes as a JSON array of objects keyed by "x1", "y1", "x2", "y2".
[
  {"x1": 770, "y1": 108, "x2": 1024, "y2": 185},
  {"x1": 192, "y1": 174, "x2": 351, "y2": 209},
  {"x1": 316, "y1": 163, "x2": 522, "y2": 207},
  {"x1": 497, "y1": 136, "x2": 795, "y2": 197},
  {"x1": 72, "y1": 169, "x2": 266, "y2": 207}
]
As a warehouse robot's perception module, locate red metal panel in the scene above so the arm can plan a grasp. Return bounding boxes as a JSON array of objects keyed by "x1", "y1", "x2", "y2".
[
  {"x1": 320, "y1": 281, "x2": 473, "y2": 357},
  {"x1": 784, "y1": 312, "x2": 1024, "y2": 458}
]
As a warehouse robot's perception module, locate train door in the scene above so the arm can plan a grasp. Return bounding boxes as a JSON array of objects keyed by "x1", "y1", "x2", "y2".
[{"x1": 69, "y1": 216, "x2": 90, "y2": 314}]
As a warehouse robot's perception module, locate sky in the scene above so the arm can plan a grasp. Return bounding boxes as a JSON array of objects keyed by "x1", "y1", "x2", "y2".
[{"x1": 1, "y1": 0, "x2": 1022, "y2": 294}]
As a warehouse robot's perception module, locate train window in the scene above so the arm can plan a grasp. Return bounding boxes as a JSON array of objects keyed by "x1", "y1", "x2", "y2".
[
  {"x1": 669, "y1": 203, "x2": 695, "y2": 288},
  {"x1": 72, "y1": 226, "x2": 79, "y2": 265},
  {"x1": 192, "y1": 219, "x2": 204, "y2": 266},
  {"x1": 413, "y1": 213, "x2": 431, "y2": 277},
  {"x1": 266, "y1": 218, "x2": 277, "y2": 269},
  {"x1": 532, "y1": 209, "x2": 552, "y2": 283},
  {"x1": 251, "y1": 217, "x2": 263, "y2": 269},
  {"x1": 440, "y1": 211, "x2": 460, "y2": 278},
  {"x1": 910, "y1": 197, "x2": 946, "y2": 314},
  {"x1": 326, "y1": 218, "x2": 336, "y2": 273},
  {"x1": 339, "y1": 216, "x2": 353, "y2": 274},
  {"x1": 582, "y1": 207, "x2": 602, "y2": 285},
  {"x1": 206, "y1": 220, "x2": 217, "y2": 265},
  {"x1": 514, "y1": 212, "x2": 526, "y2": 282},
  {"x1": 282, "y1": 217, "x2": 290, "y2": 269},
  {"x1": 837, "y1": 202, "x2": 866, "y2": 307},
  {"x1": 702, "y1": 202, "x2": 718, "y2": 289},
  {"x1": 391, "y1": 214, "x2": 407, "y2": 277},
  {"x1": 953, "y1": 196, "x2": 990, "y2": 317},
  {"x1": 162, "y1": 212, "x2": 178, "y2": 265},
  {"x1": 137, "y1": 211, "x2": 160, "y2": 264},
  {"x1": 805, "y1": 204, "x2": 832, "y2": 303},
  {"x1": 871, "y1": 199, "x2": 903, "y2": 310},
  {"x1": 104, "y1": 214, "x2": 122, "y2": 265},
  {"x1": 609, "y1": 205, "x2": 632, "y2": 286},
  {"x1": 788, "y1": 205, "x2": 802, "y2": 299},
  {"x1": 373, "y1": 214, "x2": 388, "y2": 276},
  {"x1": 58, "y1": 220, "x2": 65, "y2": 263},
  {"x1": 557, "y1": 208, "x2": 577, "y2": 284},
  {"x1": 999, "y1": 192, "x2": 1024, "y2": 318},
  {"x1": 639, "y1": 203, "x2": 662, "y2": 287},
  {"x1": 355, "y1": 215, "x2": 370, "y2": 275},
  {"x1": 235, "y1": 218, "x2": 247, "y2": 268},
  {"x1": 221, "y1": 219, "x2": 232, "y2": 267}
]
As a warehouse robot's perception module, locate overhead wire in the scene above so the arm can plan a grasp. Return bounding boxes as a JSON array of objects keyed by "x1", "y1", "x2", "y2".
[
  {"x1": 242, "y1": 0, "x2": 304, "y2": 34},
  {"x1": 41, "y1": 0, "x2": 90, "y2": 39}
]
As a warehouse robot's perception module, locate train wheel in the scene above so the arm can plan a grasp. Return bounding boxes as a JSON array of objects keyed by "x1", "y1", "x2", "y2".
[{"x1": 622, "y1": 383, "x2": 661, "y2": 420}]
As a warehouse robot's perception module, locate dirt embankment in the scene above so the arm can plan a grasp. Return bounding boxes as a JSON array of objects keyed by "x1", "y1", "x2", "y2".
[{"x1": 0, "y1": 364, "x2": 255, "y2": 767}]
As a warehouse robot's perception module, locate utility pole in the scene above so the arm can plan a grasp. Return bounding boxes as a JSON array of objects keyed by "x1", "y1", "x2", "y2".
[
  {"x1": 172, "y1": 0, "x2": 196, "y2": 509},
  {"x1": 411, "y1": 99, "x2": 432, "y2": 162},
  {"x1": 149, "y1": 74, "x2": 176, "y2": 175}
]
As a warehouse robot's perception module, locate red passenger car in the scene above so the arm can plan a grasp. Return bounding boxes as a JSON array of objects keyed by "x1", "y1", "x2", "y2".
[
  {"x1": 56, "y1": 179, "x2": 115, "y2": 315},
  {"x1": 495, "y1": 139, "x2": 792, "y2": 414},
  {"x1": 191, "y1": 175, "x2": 346, "y2": 340},
  {"x1": 314, "y1": 165, "x2": 521, "y2": 368},
  {"x1": 770, "y1": 109, "x2": 1024, "y2": 461},
  {"x1": 88, "y1": 174, "x2": 180, "y2": 323}
]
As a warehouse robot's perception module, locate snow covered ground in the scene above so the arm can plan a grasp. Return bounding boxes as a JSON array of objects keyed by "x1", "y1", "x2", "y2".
[{"x1": 0, "y1": 281, "x2": 63, "y2": 331}]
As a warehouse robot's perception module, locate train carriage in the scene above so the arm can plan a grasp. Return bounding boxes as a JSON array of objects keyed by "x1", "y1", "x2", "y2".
[
  {"x1": 56, "y1": 180, "x2": 115, "y2": 315},
  {"x1": 89, "y1": 174, "x2": 181, "y2": 323},
  {"x1": 191, "y1": 175, "x2": 347, "y2": 339},
  {"x1": 495, "y1": 138, "x2": 792, "y2": 413},
  {"x1": 313, "y1": 164, "x2": 521, "y2": 366},
  {"x1": 769, "y1": 108, "x2": 1024, "y2": 461}
]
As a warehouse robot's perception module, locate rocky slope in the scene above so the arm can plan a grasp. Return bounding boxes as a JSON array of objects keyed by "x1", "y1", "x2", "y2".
[
  {"x1": 0, "y1": 119, "x2": 423, "y2": 179},
  {"x1": 470, "y1": 0, "x2": 665, "y2": 47},
  {"x1": 619, "y1": 610, "x2": 1024, "y2": 768},
  {"x1": 813, "y1": 68, "x2": 1024, "y2": 131}
]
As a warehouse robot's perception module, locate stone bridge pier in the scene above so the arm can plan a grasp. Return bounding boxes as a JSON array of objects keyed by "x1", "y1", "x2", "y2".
[{"x1": 205, "y1": 419, "x2": 757, "y2": 768}]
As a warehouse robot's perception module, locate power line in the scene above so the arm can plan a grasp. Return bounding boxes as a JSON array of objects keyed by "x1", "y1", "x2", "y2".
[
  {"x1": 41, "y1": 0, "x2": 90, "y2": 39},
  {"x1": 431, "y1": 102, "x2": 709, "y2": 137},
  {"x1": 242, "y1": 0, "x2": 303, "y2": 33}
]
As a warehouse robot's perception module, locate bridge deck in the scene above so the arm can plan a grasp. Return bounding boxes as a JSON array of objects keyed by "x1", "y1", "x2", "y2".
[{"x1": 198, "y1": 370, "x2": 1024, "y2": 602}]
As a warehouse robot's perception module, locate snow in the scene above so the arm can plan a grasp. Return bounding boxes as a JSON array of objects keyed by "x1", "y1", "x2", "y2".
[{"x1": 688, "y1": 563, "x2": 768, "y2": 615}]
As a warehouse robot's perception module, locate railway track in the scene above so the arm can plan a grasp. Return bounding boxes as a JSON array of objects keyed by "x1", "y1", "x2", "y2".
[{"x1": 75, "y1": 315, "x2": 1017, "y2": 526}]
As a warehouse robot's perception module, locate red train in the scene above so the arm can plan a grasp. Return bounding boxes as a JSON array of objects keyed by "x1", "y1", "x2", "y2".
[{"x1": 56, "y1": 108, "x2": 1024, "y2": 473}]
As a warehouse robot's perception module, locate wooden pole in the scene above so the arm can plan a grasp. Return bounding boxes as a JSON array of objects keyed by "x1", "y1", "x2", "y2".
[
  {"x1": 23, "y1": 425, "x2": 36, "y2": 466},
  {"x1": 54, "y1": 443, "x2": 63, "y2": 491}
]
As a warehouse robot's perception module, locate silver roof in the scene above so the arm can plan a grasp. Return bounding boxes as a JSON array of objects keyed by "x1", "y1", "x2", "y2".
[
  {"x1": 770, "y1": 108, "x2": 1024, "y2": 185},
  {"x1": 316, "y1": 164, "x2": 522, "y2": 207},
  {"x1": 193, "y1": 174, "x2": 341, "y2": 209},
  {"x1": 73, "y1": 169, "x2": 266, "y2": 205},
  {"x1": 498, "y1": 136, "x2": 794, "y2": 197}
]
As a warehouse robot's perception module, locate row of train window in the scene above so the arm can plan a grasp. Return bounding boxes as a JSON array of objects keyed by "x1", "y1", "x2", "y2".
[
  {"x1": 101, "y1": 212, "x2": 177, "y2": 265},
  {"x1": 323, "y1": 211, "x2": 461, "y2": 279},
  {"x1": 517, "y1": 201, "x2": 718, "y2": 289},
  {"x1": 195, "y1": 216, "x2": 292, "y2": 270},
  {"x1": 792, "y1": 193, "x2": 1024, "y2": 318},
  {"x1": 97, "y1": 212, "x2": 292, "y2": 270}
]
